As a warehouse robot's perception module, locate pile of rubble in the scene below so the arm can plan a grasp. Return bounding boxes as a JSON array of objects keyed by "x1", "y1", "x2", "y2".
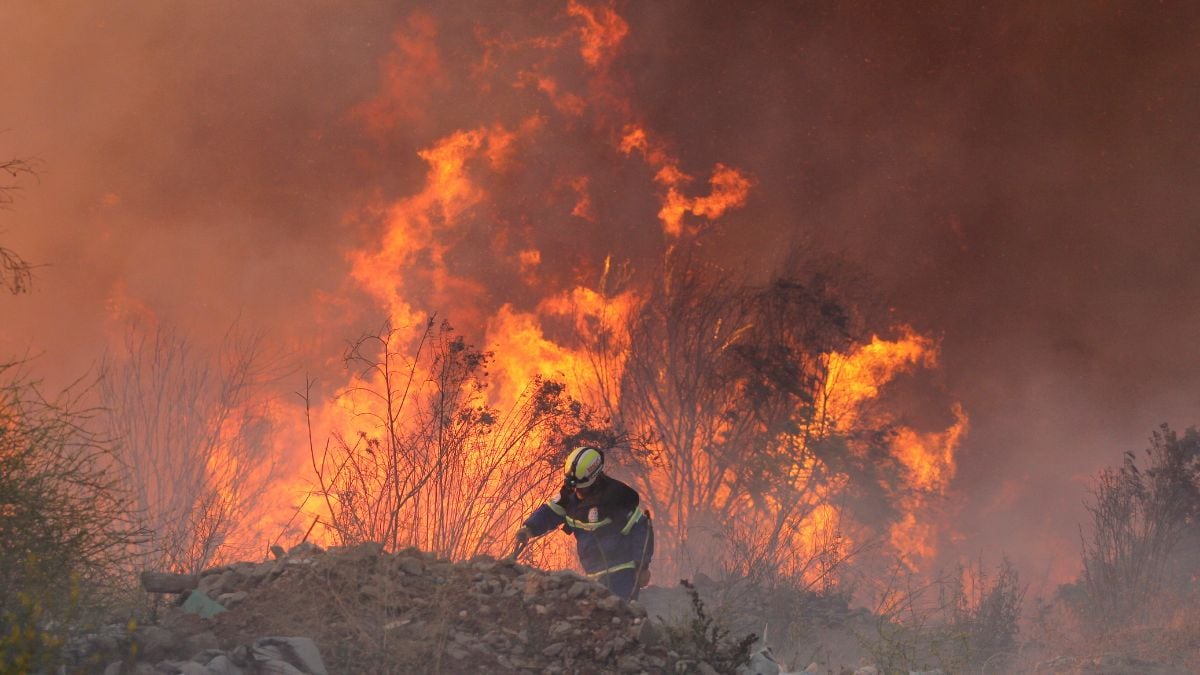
[{"x1": 63, "y1": 542, "x2": 752, "y2": 674}]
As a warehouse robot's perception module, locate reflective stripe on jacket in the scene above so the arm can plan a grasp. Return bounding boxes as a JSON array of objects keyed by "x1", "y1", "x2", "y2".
[{"x1": 524, "y1": 474, "x2": 654, "y2": 575}]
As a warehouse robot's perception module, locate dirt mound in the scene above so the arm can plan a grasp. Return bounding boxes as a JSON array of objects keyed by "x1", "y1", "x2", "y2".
[{"x1": 69, "y1": 543, "x2": 705, "y2": 674}]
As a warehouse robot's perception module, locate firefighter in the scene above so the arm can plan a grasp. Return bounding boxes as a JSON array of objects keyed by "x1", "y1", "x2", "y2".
[{"x1": 515, "y1": 446, "x2": 654, "y2": 601}]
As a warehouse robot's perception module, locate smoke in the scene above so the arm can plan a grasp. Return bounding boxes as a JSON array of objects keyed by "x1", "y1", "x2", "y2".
[
  {"x1": 619, "y1": 0, "x2": 1200, "y2": 588},
  {"x1": 2, "y1": 1, "x2": 1198, "y2": 592}
]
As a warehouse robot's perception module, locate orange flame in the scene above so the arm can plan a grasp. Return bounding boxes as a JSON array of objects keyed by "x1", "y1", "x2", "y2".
[
  {"x1": 567, "y1": 0, "x2": 629, "y2": 68},
  {"x1": 620, "y1": 125, "x2": 752, "y2": 236},
  {"x1": 211, "y1": 2, "x2": 970, "y2": 588}
]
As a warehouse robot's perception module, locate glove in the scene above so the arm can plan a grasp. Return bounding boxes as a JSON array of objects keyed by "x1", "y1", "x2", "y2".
[
  {"x1": 636, "y1": 566, "x2": 651, "y2": 588},
  {"x1": 515, "y1": 526, "x2": 533, "y2": 545}
]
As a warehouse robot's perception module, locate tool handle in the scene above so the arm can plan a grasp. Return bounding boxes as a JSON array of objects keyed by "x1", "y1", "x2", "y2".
[{"x1": 506, "y1": 539, "x2": 527, "y2": 562}]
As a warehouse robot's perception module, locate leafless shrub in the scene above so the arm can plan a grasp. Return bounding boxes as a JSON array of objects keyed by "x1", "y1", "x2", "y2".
[
  {"x1": 619, "y1": 252, "x2": 758, "y2": 574},
  {"x1": 860, "y1": 559, "x2": 1024, "y2": 673},
  {"x1": 308, "y1": 318, "x2": 608, "y2": 560},
  {"x1": 0, "y1": 156, "x2": 40, "y2": 294},
  {"x1": 1075, "y1": 424, "x2": 1200, "y2": 628},
  {"x1": 101, "y1": 320, "x2": 280, "y2": 574}
]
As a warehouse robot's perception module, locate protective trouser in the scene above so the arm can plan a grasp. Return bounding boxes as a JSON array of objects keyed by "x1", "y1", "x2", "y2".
[{"x1": 594, "y1": 566, "x2": 639, "y2": 601}]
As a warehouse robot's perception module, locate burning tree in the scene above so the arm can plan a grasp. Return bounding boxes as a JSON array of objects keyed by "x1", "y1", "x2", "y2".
[{"x1": 616, "y1": 247, "x2": 943, "y2": 586}]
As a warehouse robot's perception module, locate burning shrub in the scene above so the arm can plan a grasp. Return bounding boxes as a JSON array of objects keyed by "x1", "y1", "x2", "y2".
[
  {"x1": 618, "y1": 248, "x2": 948, "y2": 586},
  {"x1": 308, "y1": 318, "x2": 612, "y2": 560},
  {"x1": 101, "y1": 321, "x2": 281, "y2": 575}
]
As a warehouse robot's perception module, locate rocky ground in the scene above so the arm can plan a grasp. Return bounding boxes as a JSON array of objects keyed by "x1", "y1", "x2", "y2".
[
  {"x1": 62, "y1": 542, "x2": 764, "y2": 674},
  {"x1": 57, "y1": 543, "x2": 1191, "y2": 674}
]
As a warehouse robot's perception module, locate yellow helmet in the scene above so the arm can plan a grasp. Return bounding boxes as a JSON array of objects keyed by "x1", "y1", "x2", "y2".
[{"x1": 564, "y1": 446, "x2": 604, "y2": 488}]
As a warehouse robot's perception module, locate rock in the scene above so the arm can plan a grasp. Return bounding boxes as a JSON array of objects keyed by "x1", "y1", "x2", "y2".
[
  {"x1": 737, "y1": 646, "x2": 782, "y2": 675},
  {"x1": 635, "y1": 618, "x2": 662, "y2": 648},
  {"x1": 218, "y1": 591, "x2": 249, "y2": 608},
  {"x1": 397, "y1": 556, "x2": 424, "y2": 576},
  {"x1": 597, "y1": 594, "x2": 623, "y2": 611},
  {"x1": 542, "y1": 642, "x2": 566, "y2": 657},
  {"x1": 203, "y1": 653, "x2": 246, "y2": 674},
  {"x1": 568, "y1": 580, "x2": 594, "y2": 598},
  {"x1": 270, "y1": 545, "x2": 286, "y2": 559},
  {"x1": 249, "y1": 637, "x2": 327, "y2": 675},
  {"x1": 181, "y1": 590, "x2": 227, "y2": 618},
  {"x1": 158, "y1": 661, "x2": 211, "y2": 675},
  {"x1": 854, "y1": 667, "x2": 878, "y2": 675},
  {"x1": 133, "y1": 624, "x2": 178, "y2": 662},
  {"x1": 618, "y1": 654, "x2": 644, "y2": 673},
  {"x1": 443, "y1": 643, "x2": 470, "y2": 660},
  {"x1": 287, "y1": 542, "x2": 324, "y2": 557},
  {"x1": 199, "y1": 569, "x2": 237, "y2": 596},
  {"x1": 697, "y1": 662, "x2": 720, "y2": 675},
  {"x1": 141, "y1": 571, "x2": 200, "y2": 594}
]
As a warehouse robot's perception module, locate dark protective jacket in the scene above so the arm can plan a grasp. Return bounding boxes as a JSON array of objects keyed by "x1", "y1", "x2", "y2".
[{"x1": 524, "y1": 474, "x2": 653, "y2": 578}]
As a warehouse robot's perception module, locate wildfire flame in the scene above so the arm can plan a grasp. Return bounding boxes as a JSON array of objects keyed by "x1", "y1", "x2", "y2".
[{"x1": 151, "y1": 1, "x2": 967, "y2": 585}]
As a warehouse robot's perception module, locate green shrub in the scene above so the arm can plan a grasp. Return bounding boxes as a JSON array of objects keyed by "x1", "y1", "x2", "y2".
[{"x1": 0, "y1": 361, "x2": 139, "y2": 667}]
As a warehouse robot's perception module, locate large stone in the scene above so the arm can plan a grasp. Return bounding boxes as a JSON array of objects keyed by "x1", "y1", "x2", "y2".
[
  {"x1": 635, "y1": 619, "x2": 662, "y2": 648},
  {"x1": 140, "y1": 571, "x2": 199, "y2": 594},
  {"x1": 181, "y1": 590, "x2": 227, "y2": 619},
  {"x1": 203, "y1": 653, "x2": 246, "y2": 675},
  {"x1": 250, "y1": 637, "x2": 328, "y2": 675},
  {"x1": 199, "y1": 569, "x2": 238, "y2": 596}
]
